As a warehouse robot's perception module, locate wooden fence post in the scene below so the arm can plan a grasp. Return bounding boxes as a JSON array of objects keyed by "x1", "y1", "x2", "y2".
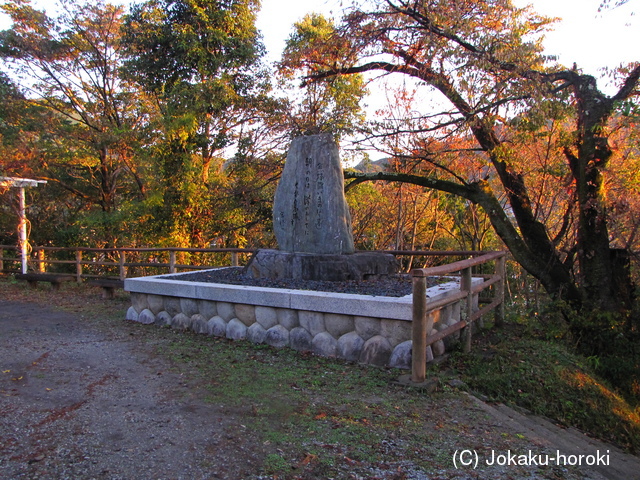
[
  {"x1": 495, "y1": 255, "x2": 506, "y2": 327},
  {"x1": 461, "y1": 266, "x2": 473, "y2": 353},
  {"x1": 0, "y1": 248, "x2": 4, "y2": 272},
  {"x1": 169, "y1": 251, "x2": 176, "y2": 274},
  {"x1": 119, "y1": 251, "x2": 126, "y2": 280},
  {"x1": 37, "y1": 249, "x2": 46, "y2": 273},
  {"x1": 411, "y1": 274, "x2": 427, "y2": 383},
  {"x1": 231, "y1": 251, "x2": 239, "y2": 267},
  {"x1": 76, "y1": 250, "x2": 83, "y2": 283}
]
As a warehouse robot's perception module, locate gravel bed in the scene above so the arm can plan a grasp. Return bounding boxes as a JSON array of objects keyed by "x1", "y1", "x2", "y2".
[{"x1": 165, "y1": 267, "x2": 447, "y2": 297}]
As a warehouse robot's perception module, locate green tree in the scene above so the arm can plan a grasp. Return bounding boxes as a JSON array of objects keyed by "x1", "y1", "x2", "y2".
[
  {"x1": 279, "y1": 13, "x2": 368, "y2": 139},
  {"x1": 121, "y1": 0, "x2": 269, "y2": 246},
  {"x1": 293, "y1": 0, "x2": 640, "y2": 316},
  {"x1": 0, "y1": 0, "x2": 149, "y2": 245}
]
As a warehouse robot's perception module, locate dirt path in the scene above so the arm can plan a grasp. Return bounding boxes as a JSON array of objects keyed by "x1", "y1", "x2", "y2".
[
  {"x1": 0, "y1": 300, "x2": 264, "y2": 479},
  {"x1": 1, "y1": 296, "x2": 639, "y2": 480}
]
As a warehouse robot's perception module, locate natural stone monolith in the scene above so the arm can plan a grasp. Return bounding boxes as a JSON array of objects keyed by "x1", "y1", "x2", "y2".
[
  {"x1": 273, "y1": 133, "x2": 354, "y2": 254},
  {"x1": 247, "y1": 133, "x2": 398, "y2": 281}
]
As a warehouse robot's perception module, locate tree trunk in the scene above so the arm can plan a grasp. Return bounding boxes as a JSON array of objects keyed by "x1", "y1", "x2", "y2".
[{"x1": 570, "y1": 75, "x2": 618, "y2": 311}]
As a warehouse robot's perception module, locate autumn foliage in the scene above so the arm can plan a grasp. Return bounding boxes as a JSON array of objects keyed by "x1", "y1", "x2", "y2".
[{"x1": 0, "y1": 0, "x2": 639, "y2": 323}]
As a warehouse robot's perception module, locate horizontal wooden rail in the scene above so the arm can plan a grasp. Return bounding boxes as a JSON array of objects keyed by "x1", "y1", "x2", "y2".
[
  {"x1": 0, "y1": 246, "x2": 499, "y2": 281},
  {"x1": 0, "y1": 245, "x2": 254, "y2": 253},
  {"x1": 0, "y1": 245, "x2": 257, "y2": 281},
  {"x1": 410, "y1": 251, "x2": 506, "y2": 277},
  {"x1": 380, "y1": 249, "x2": 495, "y2": 257}
]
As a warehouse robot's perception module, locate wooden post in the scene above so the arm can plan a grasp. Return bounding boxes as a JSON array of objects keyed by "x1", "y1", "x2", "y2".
[
  {"x1": 119, "y1": 251, "x2": 126, "y2": 281},
  {"x1": 231, "y1": 251, "x2": 239, "y2": 267},
  {"x1": 461, "y1": 266, "x2": 473, "y2": 353},
  {"x1": 0, "y1": 248, "x2": 4, "y2": 272},
  {"x1": 411, "y1": 274, "x2": 427, "y2": 383},
  {"x1": 37, "y1": 249, "x2": 46, "y2": 273},
  {"x1": 169, "y1": 251, "x2": 177, "y2": 274},
  {"x1": 494, "y1": 255, "x2": 506, "y2": 327},
  {"x1": 76, "y1": 250, "x2": 83, "y2": 283}
]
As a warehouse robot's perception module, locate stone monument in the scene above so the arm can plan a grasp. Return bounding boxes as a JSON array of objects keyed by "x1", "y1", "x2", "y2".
[
  {"x1": 274, "y1": 133, "x2": 354, "y2": 254},
  {"x1": 246, "y1": 133, "x2": 398, "y2": 281}
]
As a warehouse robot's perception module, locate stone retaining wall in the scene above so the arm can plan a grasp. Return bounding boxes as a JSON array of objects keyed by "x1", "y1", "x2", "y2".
[{"x1": 125, "y1": 270, "x2": 479, "y2": 368}]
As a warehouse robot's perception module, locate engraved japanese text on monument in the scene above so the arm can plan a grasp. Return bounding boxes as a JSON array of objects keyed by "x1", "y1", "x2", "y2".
[{"x1": 273, "y1": 134, "x2": 355, "y2": 255}]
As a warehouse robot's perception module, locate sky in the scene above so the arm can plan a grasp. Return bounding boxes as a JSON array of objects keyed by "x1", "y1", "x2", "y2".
[
  {"x1": 0, "y1": 0, "x2": 637, "y2": 93},
  {"x1": 256, "y1": 0, "x2": 639, "y2": 76},
  {"x1": 1, "y1": 0, "x2": 637, "y2": 75}
]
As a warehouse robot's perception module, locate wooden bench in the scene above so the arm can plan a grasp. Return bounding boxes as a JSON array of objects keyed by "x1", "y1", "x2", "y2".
[
  {"x1": 15, "y1": 273, "x2": 76, "y2": 290},
  {"x1": 87, "y1": 278, "x2": 125, "y2": 299}
]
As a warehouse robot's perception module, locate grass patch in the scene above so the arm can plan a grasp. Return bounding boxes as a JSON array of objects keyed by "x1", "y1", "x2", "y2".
[
  {"x1": 158, "y1": 333, "x2": 448, "y2": 477},
  {"x1": 448, "y1": 321, "x2": 640, "y2": 453}
]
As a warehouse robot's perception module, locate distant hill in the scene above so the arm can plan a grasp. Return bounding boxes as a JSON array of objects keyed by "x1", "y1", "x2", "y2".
[{"x1": 350, "y1": 157, "x2": 391, "y2": 173}]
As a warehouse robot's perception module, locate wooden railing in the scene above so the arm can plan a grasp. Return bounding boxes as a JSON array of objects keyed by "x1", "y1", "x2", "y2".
[
  {"x1": 0, "y1": 245, "x2": 256, "y2": 282},
  {"x1": 410, "y1": 250, "x2": 507, "y2": 383},
  {"x1": 0, "y1": 245, "x2": 500, "y2": 280}
]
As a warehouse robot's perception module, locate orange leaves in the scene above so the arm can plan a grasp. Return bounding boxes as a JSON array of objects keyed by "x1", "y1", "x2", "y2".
[
  {"x1": 299, "y1": 452, "x2": 318, "y2": 466},
  {"x1": 280, "y1": 13, "x2": 354, "y2": 77}
]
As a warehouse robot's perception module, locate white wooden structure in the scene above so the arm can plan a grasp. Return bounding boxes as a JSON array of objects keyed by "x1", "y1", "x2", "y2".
[{"x1": 0, "y1": 177, "x2": 47, "y2": 274}]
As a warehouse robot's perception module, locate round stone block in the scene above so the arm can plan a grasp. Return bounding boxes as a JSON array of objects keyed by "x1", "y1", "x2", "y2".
[
  {"x1": 265, "y1": 325, "x2": 290, "y2": 349},
  {"x1": 354, "y1": 316, "x2": 380, "y2": 341},
  {"x1": 147, "y1": 295, "x2": 164, "y2": 315},
  {"x1": 208, "y1": 316, "x2": 227, "y2": 337},
  {"x1": 337, "y1": 331, "x2": 364, "y2": 363},
  {"x1": 138, "y1": 308, "x2": 155, "y2": 325},
  {"x1": 255, "y1": 306, "x2": 278, "y2": 330},
  {"x1": 198, "y1": 300, "x2": 218, "y2": 320},
  {"x1": 235, "y1": 304, "x2": 256, "y2": 326},
  {"x1": 450, "y1": 303, "x2": 461, "y2": 325},
  {"x1": 247, "y1": 323, "x2": 267, "y2": 344},
  {"x1": 125, "y1": 306, "x2": 139, "y2": 322},
  {"x1": 164, "y1": 297, "x2": 181, "y2": 317},
  {"x1": 359, "y1": 335, "x2": 392, "y2": 367},
  {"x1": 443, "y1": 330, "x2": 460, "y2": 350},
  {"x1": 131, "y1": 292, "x2": 148, "y2": 313},
  {"x1": 380, "y1": 319, "x2": 411, "y2": 347},
  {"x1": 180, "y1": 298, "x2": 199, "y2": 317},
  {"x1": 389, "y1": 340, "x2": 412, "y2": 370},
  {"x1": 217, "y1": 302, "x2": 235, "y2": 322},
  {"x1": 432, "y1": 339, "x2": 446, "y2": 357},
  {"x1": 191, "y1": 314, "x2": 208, "y2": 334},
  {"x1": 440, "y1": 305, "x2": 452, "y2": 326},
  {"x1": 226, "y1": 318, "x2": 247, "y2": 340},
  {"x1": 277, "y1": 309, "x2": 298, "y2": 330},
  {"x1": 426, "y1": 345, "x2": 434, "y2": 363},
  {"x1": 172, "y1": 313, "x2": 191, "y2": 330},
  {"x1": 299, "y1": 311, "x2": 325, "y2": 337},
  {"x1": 289, "y1": 327, "x2": 313, "y2": 352},
  {"x1": 155, "y1": 311, "x2": 172, "y2": 326},
  {"x1": 325, "y1": 313, "x2": 354, "y2": 339},
  {"x1": 312, "y1": 332, "x2": 337, "y2": 357}
]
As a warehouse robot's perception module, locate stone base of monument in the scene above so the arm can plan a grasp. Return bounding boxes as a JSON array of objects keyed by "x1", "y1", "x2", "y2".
[
  {"x1": 125, "y1": 269, "x2": 482, "y2": 368},
  {"x1": 245, "y1": 249, "x2": 398, "y2": 282}
]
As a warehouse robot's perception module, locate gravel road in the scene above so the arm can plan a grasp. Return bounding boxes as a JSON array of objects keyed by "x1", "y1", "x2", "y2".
[{"x1": 0, "y1": 299, "x2": 265, "y2": 479}]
